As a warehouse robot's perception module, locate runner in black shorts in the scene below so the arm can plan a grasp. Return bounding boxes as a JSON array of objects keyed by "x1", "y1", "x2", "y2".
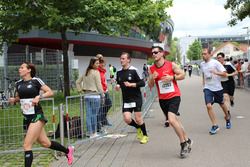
[
  {"x1": 217, "y1": 52, "x2": 238, "y2": 117},
  {"x1": 9, "y1": 62, "x2": 74, "y2": 167},
  {"x1": 159, "y1": 96, "x2": 181, "y2": 117},
  {"x1": 115, "y1": 52, "x2": 148, "y2": 144},
  {"x1": 148, "y1": 46, "x2": 192, "y2": 157}
]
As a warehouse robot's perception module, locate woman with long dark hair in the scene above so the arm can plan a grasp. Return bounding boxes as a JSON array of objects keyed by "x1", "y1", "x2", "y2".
[
  {"x1": 9, "y1": 62, "x2": 74, "y2": 166},
  {"x1": 76, "y1": 58, "x2": 104, "y2": 138}
]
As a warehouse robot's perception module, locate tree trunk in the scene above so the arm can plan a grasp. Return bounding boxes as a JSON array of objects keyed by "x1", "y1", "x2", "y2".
[{"x1": 60, "y1": 27, "x2": 70, "y2": 97}]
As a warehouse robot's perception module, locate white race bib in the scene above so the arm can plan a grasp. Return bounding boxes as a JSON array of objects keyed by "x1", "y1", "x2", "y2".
[
  {"x1": 205, "y1": 74, "x2": 214, "y2": 85},
  {"x1": 221, "y1": 76, "x2": 229, "y2": 82},
  {"x1": 20, "y1": 99, "x2": 35, "y2": 115},
  {"x1": 124, "y1": 102, "x2": 136, "y2": 108},
  {"x1": 158, "y1": 80, "x2": 175, "y2": 94}
]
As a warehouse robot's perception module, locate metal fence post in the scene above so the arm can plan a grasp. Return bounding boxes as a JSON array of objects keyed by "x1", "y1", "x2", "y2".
[
  {"x1": 59, "y1": 103, "x2": 65, "y2": 148},
  {"x1": 30, "y1": 53, "x2": 33, "y2": 63},
  {"x1": 56, "y1": 50, "x2": 60, "y2": 93},
  {"x1": 119, "y1": 89, "x2": 121, "y2": 107},
  {"x1": 3, "y1": 42, "x2": 8, "y2": 95},
  {"x1": 25, "y1": 45, "x2": 29, "y2": 62},
  {"x1": 41, "y1": 48, "x2": 47, "y2": 83},
  {"x1": 112, "y1": 83, "x2": 116, "y2": 112},
  {"x1": 80, "y1": 96, "x2": 85, "y2": 139}
]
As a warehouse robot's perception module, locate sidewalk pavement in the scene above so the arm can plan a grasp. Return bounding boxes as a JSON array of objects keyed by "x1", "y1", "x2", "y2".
[{"x1": 50, "y1": 75, "x2": 250, "y2": 167}]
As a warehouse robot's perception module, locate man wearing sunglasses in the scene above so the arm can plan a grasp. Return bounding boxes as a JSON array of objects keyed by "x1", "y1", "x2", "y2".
[{"x1": 148, "y1": 46, "x2": 192, "y2": 157}]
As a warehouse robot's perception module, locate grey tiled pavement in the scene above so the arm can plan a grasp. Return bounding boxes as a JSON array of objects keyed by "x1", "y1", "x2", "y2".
[{"x1": 50, "y1": 75, "x2": 250, "y2": 167}]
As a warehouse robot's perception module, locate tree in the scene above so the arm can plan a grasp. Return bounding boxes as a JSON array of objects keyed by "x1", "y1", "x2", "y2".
[
  {"x1": 147, "y1": 58, "x2": 155, "y2": 65},
  {"x1": 166, "y1": 39, "x2": 181, "y2": 63},
  {"x1": 211, "y1": 41, "x2": 222, "y2": 50},
  {"x1": 186, "y1": 39, "x2": 202, "y2": 62},
  {"x1": 224, "y1": 0, "x2": 250, "y2": 26},
  {"x1": 0, "y1": 0, "x2": 173, "y2": 97},
  {"x1": 173, "y1": 37, "x2": 178, "y2": 41},
  {"x1": 232, "y1": 41, "x2": 247, "y2": 46}
]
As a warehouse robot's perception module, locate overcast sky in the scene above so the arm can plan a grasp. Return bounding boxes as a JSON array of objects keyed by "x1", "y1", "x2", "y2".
[{"x1": 168, "y1": 0, "x2": 250, "y2": 38}]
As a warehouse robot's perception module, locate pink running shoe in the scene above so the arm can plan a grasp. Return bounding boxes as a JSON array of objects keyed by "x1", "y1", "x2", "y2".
[{"x1": 66, "y1": 146, "x2": 74, "y2": 165}]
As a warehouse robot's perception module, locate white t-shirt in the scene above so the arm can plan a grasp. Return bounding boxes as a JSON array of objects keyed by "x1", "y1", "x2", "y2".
[{"x1": 200, "y1": 59, "x2": 226, "y2": 91}]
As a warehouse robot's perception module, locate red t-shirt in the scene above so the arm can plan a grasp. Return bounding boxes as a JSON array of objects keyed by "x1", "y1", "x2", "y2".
[
  {"x1": 150, "y1": 61, "x2": 181, "y2": 100},
  {"x1": 98, "y1": 68, "x2": 107, "y2": 91}
]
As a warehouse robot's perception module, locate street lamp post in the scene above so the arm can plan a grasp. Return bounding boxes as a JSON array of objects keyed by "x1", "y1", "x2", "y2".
[{"x1": 243, "y1": 27, "x2": 249, "y2": 59}]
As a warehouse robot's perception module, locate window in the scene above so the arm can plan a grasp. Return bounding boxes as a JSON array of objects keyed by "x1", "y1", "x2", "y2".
[{"x1": 233, "y1": 47, "x2": 239, "y2": 51}]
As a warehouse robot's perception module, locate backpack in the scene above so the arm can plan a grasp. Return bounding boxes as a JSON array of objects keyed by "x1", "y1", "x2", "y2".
[
  {"x1": 113, "y1": 66, "x2": 116, "y2": 72},
  {"x1": 53, "y1": 115, "x2": 70, "y2": 138},
  {"x1": 70, "y1": 116, "x2": 82, "y2": 138},
  {"x1": 52, "y1": 115, "x2": 82, "y2": 139}
]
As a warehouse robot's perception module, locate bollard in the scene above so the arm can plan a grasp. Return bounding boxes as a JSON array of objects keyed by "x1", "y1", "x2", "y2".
[{"x1": 59, "y1": 103, "x2": 65, "y2": 155}]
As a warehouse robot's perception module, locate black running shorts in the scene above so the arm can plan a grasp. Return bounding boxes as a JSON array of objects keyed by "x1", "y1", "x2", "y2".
[
  {"x1": 159, "y1": 96, "x2": 181, "y2": 116},
  {"x1": 23, "y1": 111, "x2": 48, "y2": 132},
  {"x1": 221, "y1": 81, "x2": 235, "y2": 96},
  {"x1": 122, "y1": 101, "x2": 142, "y2": 113}
]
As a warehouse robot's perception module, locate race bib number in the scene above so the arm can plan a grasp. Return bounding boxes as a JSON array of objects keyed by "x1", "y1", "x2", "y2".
[
  {"x1": 20, "y1": 99, "x2": 35, "y2": 115},
  {"x1": 205, "y1": 74, "x2": 214, "y2": 84},
  {"x1": 158, "y1": 80, "x2": 175, "y2": 94},
  {"x1": 124, "y1": 102, "x2": 136, "y2": 108},
  {"x1": 221, "y1": 76, "x2": 228, "y2": 82}
]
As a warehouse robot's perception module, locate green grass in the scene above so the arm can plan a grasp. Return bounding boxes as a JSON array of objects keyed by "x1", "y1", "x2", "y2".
[{"x1": 0, "y1": 89, "x2": 123, "y2": 166}]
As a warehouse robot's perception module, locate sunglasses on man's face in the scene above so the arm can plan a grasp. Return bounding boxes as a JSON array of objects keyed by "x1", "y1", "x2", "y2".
[{"x1": 151, "y1": 51, "x2": 161, "y2": 55}]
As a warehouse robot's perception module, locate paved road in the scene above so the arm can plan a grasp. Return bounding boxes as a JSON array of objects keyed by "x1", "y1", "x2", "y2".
[{"x1": 50, "y1": 75, "x2": 250, "y2": 167}]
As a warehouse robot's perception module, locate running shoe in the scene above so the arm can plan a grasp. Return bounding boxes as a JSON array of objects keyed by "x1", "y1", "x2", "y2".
[
  {"x1": 140, "y1": 135, "x2": 149, "y2": 144},
  {"x1": 226, "y1": 119, "x2": 231, "y2": 129},
  {"x1": 66, "y1": 146, "x2": 74, "y2": 165},
  {"x1": 165, "y1": 120, "x2": 170, "y2": 127},
  {"x1": 187, "y1": 138, "x2": 193, "y2": 153},
  {"x1": 137, "y1": 128, "x2": 143, "y2": 139},
  {"x1": 107, "y1": 123, "x2": 114, "y2": 126},
  {"x1": 230, "y1": 100, "x2": 234, "y2": 107},
  {"x1": 209, "y1": 125, "x2": 219, "y2": 134},
  {"x1": 180, "y1": 142, "x2": 188, "y2": 157}
]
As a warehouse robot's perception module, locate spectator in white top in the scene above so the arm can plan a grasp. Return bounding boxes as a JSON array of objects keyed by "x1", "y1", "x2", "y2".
[
  {"x1": 239, "y1": 61, "x2": 247, "y2": 89},
  {"x1": 244, "y1": 59, "x2": 249, "y2": 69}
]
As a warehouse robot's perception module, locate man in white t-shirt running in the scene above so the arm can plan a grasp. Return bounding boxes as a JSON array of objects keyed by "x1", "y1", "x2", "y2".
[{"x1": 200, "y1": 49, "x2": 231, "y2": 134}]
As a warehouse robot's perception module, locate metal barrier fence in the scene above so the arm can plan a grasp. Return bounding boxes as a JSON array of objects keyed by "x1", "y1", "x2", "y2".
[
  {"x1": 192, "y1": 67, "x2": 250, "y2": 90},
  {"x1": 63, "y1": 83, "x2": 157, "y2": 147},
  {"x1": 0, "y1": 98, "x2": 56, "y2": 154},
  {"x1": 0, "y1": 83, "x2": 158, "y2": 153},
  {"x1": 234, "y1": 72, "x2": 250, "y2": 90},
  {"x1": 0, "y1": 43, "x2": 76, "y2": 96}
]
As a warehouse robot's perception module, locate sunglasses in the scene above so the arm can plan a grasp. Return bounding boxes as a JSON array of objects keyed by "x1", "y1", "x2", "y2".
[
  {"x1": 151, "y1": 51, "x2": 161, "y2": 55},
  {"x1": 91, "y1": 57, "x2": 99, "y2": 60}
]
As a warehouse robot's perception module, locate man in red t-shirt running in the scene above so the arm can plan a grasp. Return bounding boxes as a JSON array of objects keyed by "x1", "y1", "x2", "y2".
[{"x1": 148, "y1": 46, "x2": 192, "y2": 157}]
